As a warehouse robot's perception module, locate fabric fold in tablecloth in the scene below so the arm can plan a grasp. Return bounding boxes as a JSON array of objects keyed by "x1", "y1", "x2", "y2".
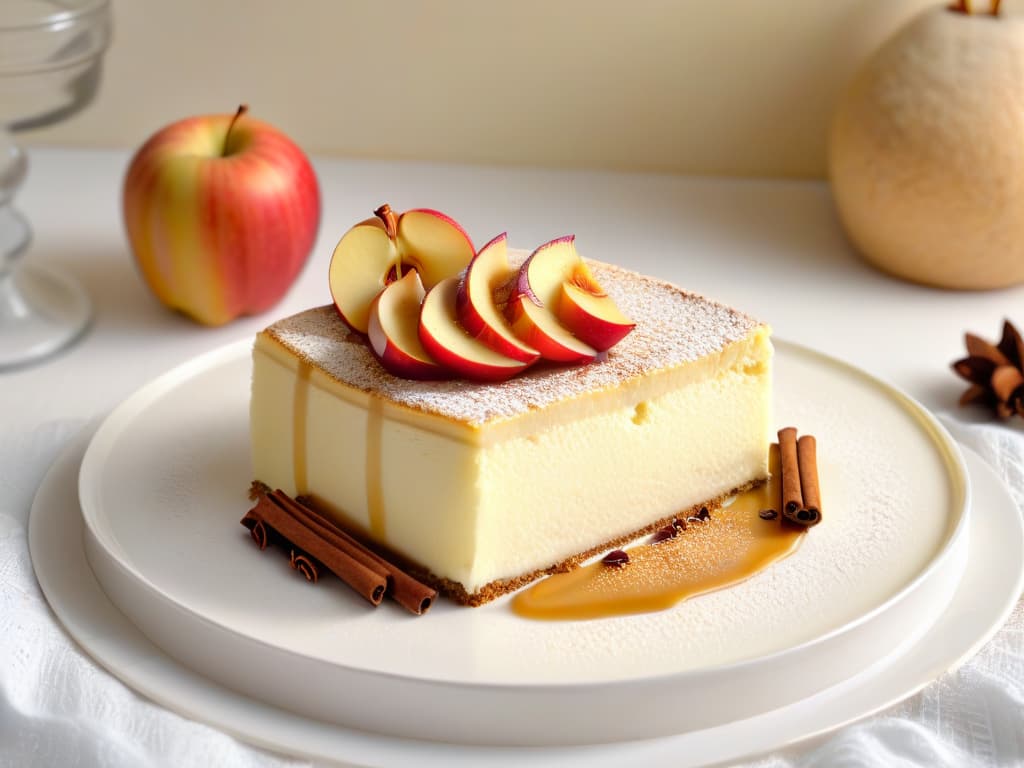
[
  {"x1": 1, "y1": 418, "x2": 1021, "y2": 767},
  {"x1": 0, "y1": 421, "x2": 309, "y2": 768}
]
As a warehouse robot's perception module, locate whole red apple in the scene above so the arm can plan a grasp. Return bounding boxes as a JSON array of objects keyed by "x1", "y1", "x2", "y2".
[{"x1": 123, "y1": 105, "x2": 320, "y2": 325}]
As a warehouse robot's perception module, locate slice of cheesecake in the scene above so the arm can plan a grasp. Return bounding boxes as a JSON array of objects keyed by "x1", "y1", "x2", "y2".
[{"x1": 250, "y1": 260, "x2": 773, "y2": 605}]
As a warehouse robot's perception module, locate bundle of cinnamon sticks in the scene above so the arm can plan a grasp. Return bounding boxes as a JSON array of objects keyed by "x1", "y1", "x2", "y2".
[
  {"x1": 241, "y1": 490, "x2": 436, "y2": 615},
  {"x1": 776, "y1": 427, "x2": 822, "y2": 527}
]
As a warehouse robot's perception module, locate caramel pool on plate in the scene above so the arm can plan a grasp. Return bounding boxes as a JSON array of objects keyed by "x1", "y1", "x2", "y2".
[{"x1": 512, "y1": 445, "x2": 804, "y2": 621}]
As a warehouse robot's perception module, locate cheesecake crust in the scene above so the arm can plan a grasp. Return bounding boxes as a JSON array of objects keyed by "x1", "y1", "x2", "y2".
[{"x1": 256, "y1": 479, "x2": 766, "y2": 608}]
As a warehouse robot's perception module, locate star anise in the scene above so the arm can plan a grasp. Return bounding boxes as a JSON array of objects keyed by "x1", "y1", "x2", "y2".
[{"x1": 952, "y1": 320, "x2": 1024, "y2": 420}]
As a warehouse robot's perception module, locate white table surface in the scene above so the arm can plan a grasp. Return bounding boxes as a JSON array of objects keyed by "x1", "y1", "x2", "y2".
[{"x1": 4, "y1": 147, "x2": 1023, "y2": 765}]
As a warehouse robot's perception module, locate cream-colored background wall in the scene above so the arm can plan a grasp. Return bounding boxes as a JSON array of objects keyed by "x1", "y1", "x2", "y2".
[{"x1": 21, "y1": 0, "x2": 947, "y2": 177}]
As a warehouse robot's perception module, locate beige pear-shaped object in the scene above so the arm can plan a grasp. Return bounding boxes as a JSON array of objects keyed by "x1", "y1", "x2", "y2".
[{"x1": 830, "y1": 5, "x2": 1024, "y2": 289}]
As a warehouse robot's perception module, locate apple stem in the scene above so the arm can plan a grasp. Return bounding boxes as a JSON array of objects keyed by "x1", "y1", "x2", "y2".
[
  {"x1": 374, "y1": 204, "x2": 402, "y2": 277},
  {"x1": 374, "y1": 204, "x2": 399, "y2": 239},
  {"x1": 223, "y1": 104, "x2": 249, "y2": 156}
]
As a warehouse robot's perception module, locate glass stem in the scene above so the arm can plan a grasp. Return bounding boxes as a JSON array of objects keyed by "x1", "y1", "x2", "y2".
[{"x1": 0, "y1": 126, "x2": 31, "y2": 280}]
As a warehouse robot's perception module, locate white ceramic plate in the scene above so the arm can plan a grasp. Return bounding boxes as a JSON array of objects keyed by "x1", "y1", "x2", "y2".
[
  {"x1": 31, "y1": 427, "x2": 1023, "y2": 767},
  {"x1": 75, "y1": 340, "x2": 969, "y2": 745}
]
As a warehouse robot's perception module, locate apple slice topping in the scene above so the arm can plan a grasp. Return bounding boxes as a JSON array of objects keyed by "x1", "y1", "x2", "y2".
[
  {"x1": 367, "y1": 271, "x2": 448, "y2": 380},
  {"x1": 330, "y1": 204, "x2": 474, "y2": 334},
  {"x1": 515, "y1": 235, "x2": 634, "y2": 352},
  {"x1": 329, "y1": 216, "x2": 394, "y2": 333},
  {"x1": 328, "y1": 206, "x2": 633, "y2": 381},
  {"x1": 503, "y1": 237, "x2": 598, "y2": 363},
  {"x1": 506, "y1": 292, "x2": 597, "y2": 364},
  {"x1": 396, "y1": 208, "x2": 475, "y2": 289},
  {"x1": 559, "y1": 280, "x2": 636, "y2": 352},
  {"x1": 420, "y1": 277, "x2": 533, "y2": 382},
  {"x1": 456, "y1": 233, "x2": 540, "y2": 364}
]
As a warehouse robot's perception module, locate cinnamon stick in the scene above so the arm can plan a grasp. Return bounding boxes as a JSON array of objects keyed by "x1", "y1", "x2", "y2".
[
  {"x1": 795, "y1": 434, "x2": 822, "y2": 526},
  {"x1": 246, "y1": 517, "x2": 322, "y2": 583},
  {"x1": 268, "y1": 490, "x2": 437, "y2": 615},
  {"x1": 241, "y1": 495, "x2": 387, "y2": 606},
  {"x1": 778, "y1": 427, "x2": 803, "y2": 516}
]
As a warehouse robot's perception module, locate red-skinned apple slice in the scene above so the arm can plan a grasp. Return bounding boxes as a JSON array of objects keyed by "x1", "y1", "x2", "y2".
[
  {"x1": 330, "y1": 216, "x2": 394, "y2": 333},
  {"x1": 367, "y1": 271, "x2": 448, "y2": 380},
  {"x1": 455, "y1": 233, "x2": 540, "y2": 364},
  {"x1": 559, "y1": 280, "x2": 635, "y2": 351},
  {"x1": 420, "y1": 277, "x2": 533, "y2": 382},
  {"x1": 517, "y1": 235, "x2": 634, "y2": 352},
  {"x1": 329, "y1": 204, "x2": 474, "y2": 334},
  {"x1": 504, "y1": 237, "x2": 597, "y2": 363},
  {"x1": 396, "y1": 208, "x2": 475, "y2": 288},
  {"x1": 506, "y1": 292, "x2": 597, "y2": 363}
]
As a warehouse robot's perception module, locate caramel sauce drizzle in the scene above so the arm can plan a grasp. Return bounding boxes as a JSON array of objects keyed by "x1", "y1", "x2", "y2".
[
  {"x1": 365, "y1": 396, "x2": 386, "y2": 539},
  {"x1": 291, "y1": 366, "x2": 388, "y2": 543},
  {"x1": 292, "y1": 361, "x2": 312, "y2": 495},
  {"x1": 512, "y1": 445, "x2": 804, "y2": 621}
]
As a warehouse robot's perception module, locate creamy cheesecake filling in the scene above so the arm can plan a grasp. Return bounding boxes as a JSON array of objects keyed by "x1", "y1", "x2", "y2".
[
  {"x1": 250, "y1": 330, "x2": 772, "y2": 595},
  {"x1": 466, "y1": 363, "x2": 771, "y2": 592}
]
